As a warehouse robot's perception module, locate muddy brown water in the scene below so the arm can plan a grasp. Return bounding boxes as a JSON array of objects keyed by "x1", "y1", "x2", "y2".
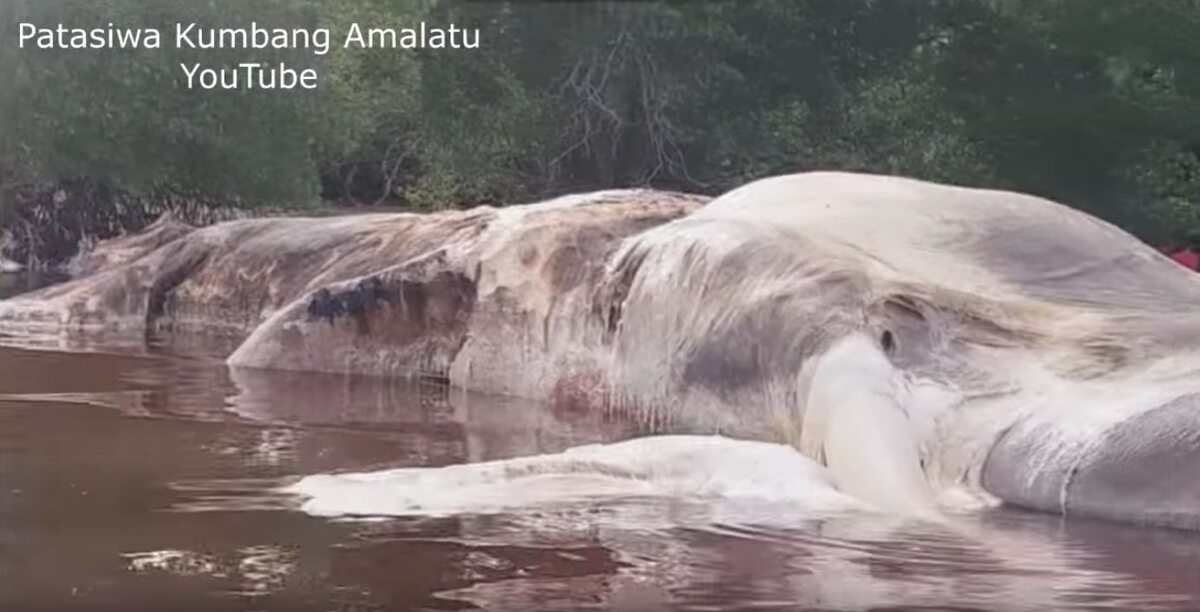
[{"x1": 1, "y1": 277, "x2": 1199, "y2": 611}]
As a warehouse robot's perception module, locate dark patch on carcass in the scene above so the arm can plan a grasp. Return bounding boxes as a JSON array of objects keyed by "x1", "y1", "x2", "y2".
[
  {"x1": 569, "y1": 209, "x2": 705, "y2": 339},
  {"x1": 290, "y1": 263, "x2": 477, "y2": 383},
  {"x1": 550, "y1": 371, "x2": 607, "y2": 414},
  {"x1": 145, "y1": 244, "x2": 211, "y2": 332},
  {"x1": 680, "y1": 296, "x2": 857, "y2": 400},
  {"x1": 547, "y1": 243, "x2": 587, "y2": 291},
  {"x1": 385, "y1": 270, "x2": 478, "y2": 382},
  {"x1": 683, "y1": 340, "x2": 763, "y2": 391},
  {"x1": 545, "y1": 226, "x2": 622, "y2": 292},
  {"x1": 518, "y1": 245, "x2": 538, "y2": 266},
  {"x1": 679, "y1": 240, "x2": 865, "y2": 399},
  {"x1": 971, "y1": 210, "x2": 1200, "y2": 312},
  {"x1": 593, "y1": 247, "x2": 649, "y2": 342},
  {"x1": 307, "y1": 270, "x2": 476, "y2": 342},
  {"x1": 547, "y1": 221, "x2": 663, "y2": 294},
  {"x1": 391, "y1": 272, "x2": 476, "y2": 336},
  {"x1": 306, "y1": 289, "x2": 343, "y2": 324},
  {"x1": 307, "y1": 276, "x2": 391, "y2": 331},
  {"x1": 880, "y1": 329, "x2": 896, "y2": 354},
  {"x1": 1069, "y1": 334, "x2": 1133, "y2": 378}
]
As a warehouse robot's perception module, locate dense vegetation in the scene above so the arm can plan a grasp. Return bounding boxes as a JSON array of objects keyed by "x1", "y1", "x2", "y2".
[{"x1": 3, "y1": 0, "x2": 1200, "y2": 265}]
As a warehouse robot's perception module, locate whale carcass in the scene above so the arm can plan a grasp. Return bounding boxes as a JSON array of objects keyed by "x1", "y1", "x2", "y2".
[{"x1": 1, "y1": 172, "x2": 1197, "y2": 528}]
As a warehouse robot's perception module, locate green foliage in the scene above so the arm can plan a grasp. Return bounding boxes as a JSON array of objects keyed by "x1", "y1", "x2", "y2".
[
  {"x1": 1, "y1": 0, "x2": 360, "y2": 205},
  {"x1": 4, "y1": 0, "x2": 1200, "y2": 259}
]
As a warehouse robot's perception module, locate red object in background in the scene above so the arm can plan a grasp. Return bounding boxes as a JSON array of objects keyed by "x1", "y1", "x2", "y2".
[{"x1": 1169, "y1": 249, "x2": 1200, "y2": 271}]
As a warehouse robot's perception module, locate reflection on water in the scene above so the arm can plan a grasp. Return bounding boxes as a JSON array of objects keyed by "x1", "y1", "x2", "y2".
[{"x1": 0, "y1": 338, "x2": 1198, "y2": 611}]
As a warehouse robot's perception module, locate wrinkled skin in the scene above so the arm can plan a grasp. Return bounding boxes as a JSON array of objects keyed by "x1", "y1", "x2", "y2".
[{"x1": 2, "y1": 173, "x2": 1197, "y2": 529}]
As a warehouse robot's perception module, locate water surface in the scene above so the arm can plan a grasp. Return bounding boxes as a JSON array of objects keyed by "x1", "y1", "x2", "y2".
[{"x1": 1, "y1": 336, "x2": 1198, "y2": 611}]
